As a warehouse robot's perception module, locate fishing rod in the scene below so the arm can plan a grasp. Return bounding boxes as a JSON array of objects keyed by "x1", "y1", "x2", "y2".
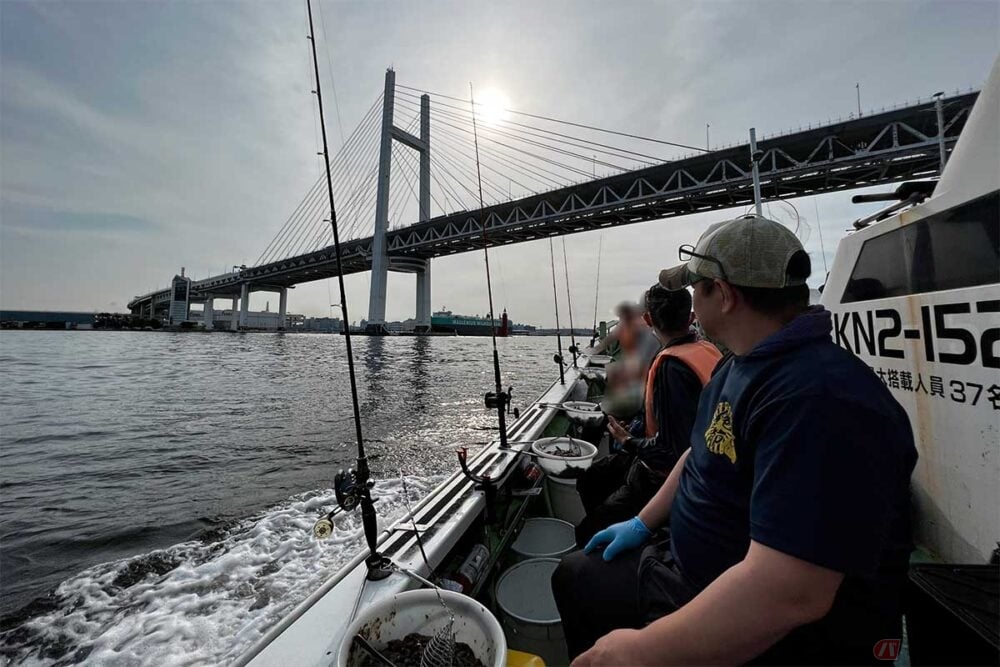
[
  {"x1": 561, "y1": 237, "x2": 579, "y2": 367},
  {"x1": 305, "y1": 0, "x2": 390, "y2": 580},
  {"x1": 548, "y1": 238, "x2": 566, "y2": 385},
  {"x1": 589, "y1": 233, "x2": 603, "y2": 347},
  {"x1": 470, "y1": 83, "x2": 511, "y2": 449}
]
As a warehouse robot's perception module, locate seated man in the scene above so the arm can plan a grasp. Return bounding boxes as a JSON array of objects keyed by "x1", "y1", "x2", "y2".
[
  {"x1": 597, "y1": 298, "x2": 661, "y2": 418},
  {"x1": 553, "y1": 214, "x2": 917, "y2": 665},
  {"x1": 576, "y1": 285, "x2": 720, "y2": 546}
]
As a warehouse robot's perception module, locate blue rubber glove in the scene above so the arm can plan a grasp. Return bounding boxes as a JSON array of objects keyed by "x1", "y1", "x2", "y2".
[{"x1": 583, "y1": 516, "x2": 652, "y2": 561}]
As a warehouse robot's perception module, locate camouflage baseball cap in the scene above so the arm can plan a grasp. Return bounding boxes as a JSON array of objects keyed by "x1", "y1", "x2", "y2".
[{"x1": 658, "y1": 214, "x2": 808, "y2": 290}]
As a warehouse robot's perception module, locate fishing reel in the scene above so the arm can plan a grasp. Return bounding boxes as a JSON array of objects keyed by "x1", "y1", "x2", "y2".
[
  {"x1": 310, "y1": 469, "x2": 368, "y2": 539},
  {"x1": 334, "y1": 468, "x2": 369, "y2": 511},
  {"x1": 320, "y1": 466, "x2": 392, "y2": 580},
  {"x1": 484, "y1": 386, "x2": 514, "y2": 414}
]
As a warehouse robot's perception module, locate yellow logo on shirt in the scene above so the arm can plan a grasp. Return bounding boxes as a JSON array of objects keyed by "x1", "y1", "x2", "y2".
[{"x1": 704, "y1": 401, "x2": 736, "y2": 464}]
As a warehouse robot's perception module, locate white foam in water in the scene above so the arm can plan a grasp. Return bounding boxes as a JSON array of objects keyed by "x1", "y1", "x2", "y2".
[{"x1": 4, "y1": 474, "x2": 448, "y2": 666}]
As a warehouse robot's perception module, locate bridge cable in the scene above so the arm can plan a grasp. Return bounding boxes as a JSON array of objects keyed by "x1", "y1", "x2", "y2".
[
  {"x1": 259, "y1": 94, "x2": 382, "y2": 264},
  {"x1": 418, "y1": 104, "x2": 578, "y2": 188},
  {"x1": 427, "y1": 132, "x2": 508, "y2": 200},
  {"x1": 302, "y1": 103, "x2": 386, "y2": 249},
  {"x1": 417, "y1": 110, "x2": 556, "y2": 192},
  {"x1": 396, "y1": 89, "x2": 672, "y2": 164},
  {"x1": 411, "y1": 98, "x2": 644, "y2": 171},
  {"x1": 429, "y1": 120, "x2": 571, "y2": 190},
  {"x1": 397, "y1": 90, "x2": 669, "y2": 164},
  {"x1": 258, "y1": 92, "x2": 382, "y2": 263},
  {"x1": 315, "y1": 0, "x2": 345, "y2": 147},
  {"x1": 300, "y1": 109, "x2": 388, "y2": 250},
  {"x1": 431, "y1": 114, "x2": 594, "y2": 180},
  {"x1": 396, "y1": 83, "x2": 709, "y2": 153},
  {"x1": 397, "y1": 96, "x2": 568, "y2": 189}
]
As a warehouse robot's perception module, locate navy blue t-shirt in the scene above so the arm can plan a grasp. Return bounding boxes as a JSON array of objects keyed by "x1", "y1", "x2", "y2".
[{"x1": 668, "y1": 307, "x2": 917, "y2": 661}]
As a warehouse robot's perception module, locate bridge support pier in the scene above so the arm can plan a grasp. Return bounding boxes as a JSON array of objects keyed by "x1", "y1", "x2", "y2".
[
  {"x1": 204, "y1": 298, "x2": 214, "y2": 330},
  {"x1": 367, "y1": 69, "x2": 432, "y2": 334},
  {"x1": 239, "y1": 283, "x2": 250, "y2": 330},
  {"x1": 278, "y1": 288, "x2": 287, "y2": 330},
  {"x1": 415, "y1": 260, "x2": 431, "y2": 332},
  {"x1": 230, "y1": 297, "x2": 238, "y2": 331}
]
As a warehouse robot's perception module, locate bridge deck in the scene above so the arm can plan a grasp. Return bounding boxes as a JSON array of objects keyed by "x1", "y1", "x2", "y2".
[{"x1": 130, "y1": 91, "x2": 977, "y2": 309}]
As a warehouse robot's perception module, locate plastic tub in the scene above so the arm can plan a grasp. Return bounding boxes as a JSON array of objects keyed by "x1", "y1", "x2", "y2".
[
  {"x1": 495, "y1": 558, "x2": 568, "y2": 667},
  {"x1": 337, "y1": 588, "x2": 506, "y2": 667},
  {"x1": 560, "y1": 401, "x2": 605, "y2": 427},
  {"x1": 511, "y1": 518, "x2": 576, "y2": 561},
  {"x1": 545, "y1": 476, "x2": 586, "y2": 525},
  {"x1": 586, "y1": 354, "x2": 611, "y2": 366},
  {"x1": 531, "y1": 437, "x2": 598, "y2": 477}
]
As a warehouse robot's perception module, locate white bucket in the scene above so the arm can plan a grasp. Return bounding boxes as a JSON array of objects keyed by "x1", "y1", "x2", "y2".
[
  {"x1": 531, "y1": 437, "x2": 598, "y2": 477},
  {"x1": 495, "y1": 558, "x2": 568, "y2": 667},
  {"x1": 337, "y1": 589, "x2": 506, "y2": 667},
  {"x1": 560, "y1": 401, "x2": 605, "y2": 427},
  {"x1": 545, "y1": 476, "x2": 586, "y2": 525},
  {"x1": 511, "y1": 518, "x2": 576, "y2": 560}
]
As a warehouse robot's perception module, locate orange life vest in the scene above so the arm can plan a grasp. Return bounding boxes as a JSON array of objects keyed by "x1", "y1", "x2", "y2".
[{"x1": 644, "y1": 340, "x2": 722, "y2": 437}]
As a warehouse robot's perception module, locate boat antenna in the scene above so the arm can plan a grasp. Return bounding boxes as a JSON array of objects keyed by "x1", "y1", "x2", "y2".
[
  {"x1": 306, "y1": 0, "x2": 390, "y2": 580},
  {"x1": 549, "y1": 238, "x2": 566, "y2": 385},
  {"x1": 749, "y1": 127, "x2": 764, "y2": 216},
  {"x1": 470, "y1": 83, "x2": 511, "y2": 449},
  {"x1": 589, "y1": 233, "x2": 603, "y2": 346},
  {"x1": 561, "y1": 237, "x2": 579, "y2": 367}
]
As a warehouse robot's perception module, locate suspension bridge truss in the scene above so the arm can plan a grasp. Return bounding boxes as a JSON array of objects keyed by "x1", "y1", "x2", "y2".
[{"x1": 129, "y1": 86, "x2": 977, "y2": 318}]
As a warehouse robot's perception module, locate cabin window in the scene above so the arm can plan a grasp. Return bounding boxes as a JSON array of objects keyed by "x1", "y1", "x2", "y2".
[{"x1": 841, "y1": 191, "x2": 999, "y2": 303}]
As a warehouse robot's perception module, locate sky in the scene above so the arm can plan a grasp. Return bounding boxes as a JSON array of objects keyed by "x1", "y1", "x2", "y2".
[{"x1": 1, "y1": 0, "x2": 997, "y2": 326}]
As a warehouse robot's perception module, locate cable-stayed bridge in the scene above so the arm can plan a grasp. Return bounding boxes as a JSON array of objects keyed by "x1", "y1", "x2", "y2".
[{"x1": 127, "y1": 70, "x2": 978, "y2": 332}]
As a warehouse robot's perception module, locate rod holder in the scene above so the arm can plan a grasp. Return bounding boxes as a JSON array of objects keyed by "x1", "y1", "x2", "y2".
[{"x1": 457, "y1": 447, "x2": 498, "y2": 524}]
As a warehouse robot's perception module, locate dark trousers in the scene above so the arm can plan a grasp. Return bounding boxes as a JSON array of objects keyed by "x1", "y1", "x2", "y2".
[
  {"x1": 575, "y1": 454, "x2": 667, "y2": 546},
  {"x1": 551, "y1": 534, "x2": 697, "y2": 660}
]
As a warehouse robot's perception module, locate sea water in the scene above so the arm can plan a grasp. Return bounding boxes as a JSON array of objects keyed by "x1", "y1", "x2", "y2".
[{"x1": 0, "y1": 331, "x2": 560, "y2": 665}]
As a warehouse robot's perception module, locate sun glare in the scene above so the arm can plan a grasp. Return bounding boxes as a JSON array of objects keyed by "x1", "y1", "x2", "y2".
[{"x1": 475, "y1": 88, "x2": 510, "y2": 126}]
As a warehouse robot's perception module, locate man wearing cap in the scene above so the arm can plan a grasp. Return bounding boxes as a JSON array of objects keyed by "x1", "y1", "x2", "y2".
[
  {"x1": 575, "y1": 284, "x2": 721, "y2": 547},
  {"x1": 553, "y1": 214, "x2": 916, "y2": 665}
]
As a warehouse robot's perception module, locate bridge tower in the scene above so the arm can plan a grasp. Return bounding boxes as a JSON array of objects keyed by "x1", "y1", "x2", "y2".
[{"x1": 367, "y1": 69, "x2": 432, "y2": 334}]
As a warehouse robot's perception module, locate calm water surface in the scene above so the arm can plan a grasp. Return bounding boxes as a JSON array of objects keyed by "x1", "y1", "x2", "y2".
[{"x1": 0, "y1": 331, "x2": 560, "y2": 664}]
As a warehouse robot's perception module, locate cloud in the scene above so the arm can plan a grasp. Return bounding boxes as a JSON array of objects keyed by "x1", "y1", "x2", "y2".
[{"x1": 1, "y1": 199, "x2": 158, "y2": 235}]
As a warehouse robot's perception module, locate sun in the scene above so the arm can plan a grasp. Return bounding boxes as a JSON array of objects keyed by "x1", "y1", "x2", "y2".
[{"x1": 475, "y1": 88, "x2": 510, "y2": 126}]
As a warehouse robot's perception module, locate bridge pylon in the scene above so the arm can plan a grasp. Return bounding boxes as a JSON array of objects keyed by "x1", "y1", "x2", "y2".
[{"x1": 367, "y1": 69, "x2": 432, "y2": 334}]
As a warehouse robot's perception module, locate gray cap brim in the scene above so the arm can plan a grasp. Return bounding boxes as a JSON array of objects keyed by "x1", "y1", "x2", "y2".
[{"x1": 658, "y1": 264, "x2": 693, "y2": 291}]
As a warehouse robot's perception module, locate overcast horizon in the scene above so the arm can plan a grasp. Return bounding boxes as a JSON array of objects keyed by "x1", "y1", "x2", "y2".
[{"x1": 2, "y1": 0, "x2": 997, "y2": 327}]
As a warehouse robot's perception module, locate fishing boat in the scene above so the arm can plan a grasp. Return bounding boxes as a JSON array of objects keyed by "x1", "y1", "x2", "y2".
[{"x1": 237, "y1": 14, "x2": 998, "y2": 663}]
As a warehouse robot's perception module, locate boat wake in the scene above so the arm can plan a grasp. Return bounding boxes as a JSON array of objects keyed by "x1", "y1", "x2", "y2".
[{"x1": 0, "y1": 474, "x2": 447, "y2": 666}]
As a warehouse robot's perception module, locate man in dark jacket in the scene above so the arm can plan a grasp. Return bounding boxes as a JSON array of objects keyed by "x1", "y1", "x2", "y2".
[{"x1": 553, "y1": 214, "x2": 917, "y2": 665}]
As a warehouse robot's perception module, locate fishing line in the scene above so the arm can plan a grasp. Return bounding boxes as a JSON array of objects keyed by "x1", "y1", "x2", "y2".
[
  {"x1": 590, "y1": 233, "x2": 603, "y2": 345},
  {"x1": 470, "y1": 82, "x2": 510, "y2": 449},
  {"x1": 813, "y1": 197, "x2": 830, "y2": 276},
  {"x1": 549, "y1": 237, "x2": 566, "y2": 385},
  {"x1": 561, "y1": 236, "x2": 579, "y2": 367}
]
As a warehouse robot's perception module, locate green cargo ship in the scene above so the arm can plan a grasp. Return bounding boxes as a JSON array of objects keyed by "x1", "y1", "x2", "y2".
[{"x1": 431, "y1": 309, "x2": 510, "y2": 336}]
